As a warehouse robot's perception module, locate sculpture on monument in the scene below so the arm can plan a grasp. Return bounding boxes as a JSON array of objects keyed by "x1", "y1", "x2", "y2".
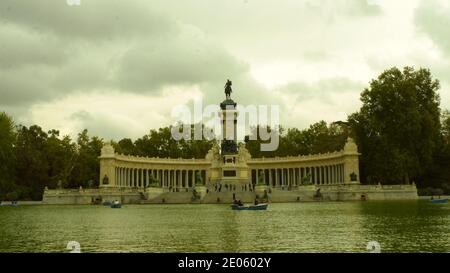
[
  {"x1": 350, "y1": 172, "x2": 358, "y2": 182},
  {"x1": 222, "y1": 140, "x2": 238, "y2": 155},
  {"x1": 224, "y1": 79, "x2": 233, "y2": 100},
  {"x1": 102, "y1": 174, "x2": 109, "y2": 185}
]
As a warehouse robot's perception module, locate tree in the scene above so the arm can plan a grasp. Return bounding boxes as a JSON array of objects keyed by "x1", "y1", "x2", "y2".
[
  {"x1": 349, "y1": 67, "x2": 441, "y2": 185},
  {"x1": 14, "y1": 125, "x2": 51, "y2": 200},
  {"x1": 45, "y1": 130, "x2": 77, "y2": 189},
  {"x1": 68, "y1": 130, "x2": 103, "y2": 189},
  {"x1": 0, "y1": 112, "x2": 16, "y2": 200},
  {"x1": 245, "y1": 122, "x2": 347, "y2": 158},
  {"x1": 442, "y1": 110, "x2": 450, "y2": 144}
]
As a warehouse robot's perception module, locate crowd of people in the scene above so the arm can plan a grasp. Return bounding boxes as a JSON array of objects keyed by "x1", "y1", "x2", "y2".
[{"x1": 207, "y1": 182, "x2": 256, "y2": 193}]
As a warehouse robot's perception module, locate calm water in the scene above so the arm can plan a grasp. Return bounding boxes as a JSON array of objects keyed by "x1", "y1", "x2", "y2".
[{"x1": 1, "y1": 201, "x2": 449, "y2": 253}]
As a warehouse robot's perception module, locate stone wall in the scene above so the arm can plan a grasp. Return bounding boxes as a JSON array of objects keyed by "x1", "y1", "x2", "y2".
[
  {"x1": 42, "y1": 188, "x2": 143, "y2": 204},
  {"x1": 42, "y1": 184, "x2": 418, "y2": 204}
]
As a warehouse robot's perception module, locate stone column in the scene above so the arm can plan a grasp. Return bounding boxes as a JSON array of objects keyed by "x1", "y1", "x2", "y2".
[
  {"x1": 328, "y1": 166, "x2": 332, "y2": 184},
  {"x1": 275, "y1": 169, "x2": 279, "y2": 187},
  {"x1": 269, "y1": 169, "x2": 273, "y2": 186},
  {"x1": 129, "y1": 168, "x2": 132, "y2": 187},
  {"x1": 123, "y1": 168, "x2": 126, "y2": 187},
  {"x1": 329, "y1": 166, "x2": 332, "y2": 185},
  {"x1": 319, "y1": 166, "x2": 322, "y2": 185},
  {"x1": 138, "y1": 169, "x2": 141, "y2": 188},
  {"x1": 172, "y1": 170, "x2": 175, "y2": 188},
  {"x1": 119, "y1": 168, "x2": 122, "y2": 187},
  {"x1": 333, "y1": 165, "x2": 336, "y2": 184},
  {"x1": 343, "y1": 138, "x2": 360, "y2": 184},
  {"x1": 315, "y1": 167, "x2": 319, "y2": 185},
  {"x1": 166, "y1": 170, "x2": 169, "y2": 188},
  {"x1": 117, "y1": 167, "x2": 120, "y2": 187},
  {"x1": 124, "y1": 168, "x2": 127, "y2": 187}
]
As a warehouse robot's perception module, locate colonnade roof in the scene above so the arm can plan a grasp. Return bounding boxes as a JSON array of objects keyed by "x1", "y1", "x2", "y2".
[{"x1": 111, "y1": 154, "x2": 211, "y2": 166}]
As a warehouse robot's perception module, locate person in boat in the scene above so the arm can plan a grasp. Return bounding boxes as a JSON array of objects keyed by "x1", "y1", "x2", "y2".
[
  {"x1": 254, "y1": 198, "x2": 259, "y2": 205},
  {"x1": 238, "y1": 199, "x2": 243, "y2": 206}
]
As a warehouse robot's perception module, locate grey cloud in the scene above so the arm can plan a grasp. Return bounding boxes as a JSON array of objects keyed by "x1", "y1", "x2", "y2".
[
  {"x1": 0, "y1": 65, "x2": 58, "y2": 106},
  {"x1": 0, "y1": 0, "x2": 177, "y2": 41},
  {"x1": 69, "y1": 110, "x2": 130, "y2": 140},
  {"x1": 0, "y1": 24, "x2": 68, "y2": 68},
  {"x1": 0, "y1": 0, "x2": 180, "y2": 107},
  {"x1": 115, "y1": 30, "x2": 249, "y2": 92},
  {"x1": 415, "y1": 0, "x2": 450, "y2": 56},
  {"x1": 305, "y1": 0, "x2": 382, "y2": 18},
  {"x1": 276, "y1": 78, "x2": 364, "y2": 104}
]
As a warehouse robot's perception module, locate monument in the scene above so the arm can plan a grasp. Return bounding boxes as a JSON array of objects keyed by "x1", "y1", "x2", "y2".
[
  {"x1": 208, "y1": 80, "x2": 251, "y2": 187},
  {"x1": 43, "y1": 80, "x2": 419, "y2": 204}
]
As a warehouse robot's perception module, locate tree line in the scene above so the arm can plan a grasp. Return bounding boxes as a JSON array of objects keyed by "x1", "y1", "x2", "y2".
[{"x1": 1, "y1": 67, "x2": 450, "y2": 200}]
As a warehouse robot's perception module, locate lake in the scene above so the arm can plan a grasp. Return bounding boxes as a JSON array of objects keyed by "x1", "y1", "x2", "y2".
[{"x1": 0, "y1": 201, "x2": 449, "y2": 253}]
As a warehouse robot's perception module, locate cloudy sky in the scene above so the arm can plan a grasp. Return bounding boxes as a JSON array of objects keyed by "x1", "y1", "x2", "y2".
[{"x1": 1, "y1": 0, "x2": 449, "y2": 140}]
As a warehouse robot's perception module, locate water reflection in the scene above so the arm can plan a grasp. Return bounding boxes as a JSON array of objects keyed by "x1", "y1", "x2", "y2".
[{"x1": 0, "y1": 201, "x2": 449, "y2": 253}]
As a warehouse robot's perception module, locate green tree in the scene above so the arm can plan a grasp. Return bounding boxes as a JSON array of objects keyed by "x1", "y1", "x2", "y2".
[
  {"x1": 68, "y1": 129, "x2": 103, "y2": 188},
  {"x1": 14, "y1": 125, "x2": 50, "y2": 200},
  {"x1": 45, "y1": 130, "x2": 77, "y2": 189},
  {"x1": 349, "y1": 67, "x2": 441, "y2": 185},
  {"x1": 0, "y1": 112, "x2": 17, "y2": 200}
]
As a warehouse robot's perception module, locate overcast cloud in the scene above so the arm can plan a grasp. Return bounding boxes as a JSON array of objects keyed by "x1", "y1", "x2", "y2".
[{"x1": 0, "y1": 0, "x2": 449, "y2": 140}]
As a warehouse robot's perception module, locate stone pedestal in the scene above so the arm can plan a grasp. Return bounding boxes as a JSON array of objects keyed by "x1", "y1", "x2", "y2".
[
  {"x1": 255, "y1": 185, "x2": 269, "y2": 196},
  {"x1": 144, "y1": 187, "x2": 164, "y2": 200},
  {"x1": 195, "y1": 186, "x2": 207, "y2": 199}
]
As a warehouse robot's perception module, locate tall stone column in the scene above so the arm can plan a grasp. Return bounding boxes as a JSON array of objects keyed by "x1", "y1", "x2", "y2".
[
  {"x1": 315, "y1": 167, "x2": 319, "y2": 185},
  {"x1": 119, "y1": 168, "x2": 122, "y2": 187},
  {"x1": 268, "y1": 169, "x2": 272, "y2": 186},
  {"x1": 343, "y1": 138, "x2": 361, "y2": 184},
  {"x1": 99, "y1": 143, "x2": 116, "y2": 188},
  {"x1": 333, "y1": 165, "x2": 336, "y2": 184},
  {"x1": 122, "y1": 168, "x2": 125, "y2": 187},
  {"x1": 287, "y1": 168, "x2": 290, "y2": 187}
]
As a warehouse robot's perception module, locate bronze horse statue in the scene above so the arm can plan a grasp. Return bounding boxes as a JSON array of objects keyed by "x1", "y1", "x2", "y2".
[{"x1": 224, "y1": 79, "x2": 232, "y2": 99}]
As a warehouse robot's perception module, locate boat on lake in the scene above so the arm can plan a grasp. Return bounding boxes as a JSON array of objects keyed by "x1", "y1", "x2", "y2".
[
  {"x1": 111, "y1": 200, "x2": 122, "y2": 208},
  {"x1": 430, "y1": 199, "x2": 448, "y2": 204},
  {"x1": 0, "y1": 201, "x2": 18, "y2": 206},
  {"x1": 231, "y1": 203, "x2": 268, "y2": 211},
  {"x1": 102, "y1": 201, "x2": 112, "y2": 206}
]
